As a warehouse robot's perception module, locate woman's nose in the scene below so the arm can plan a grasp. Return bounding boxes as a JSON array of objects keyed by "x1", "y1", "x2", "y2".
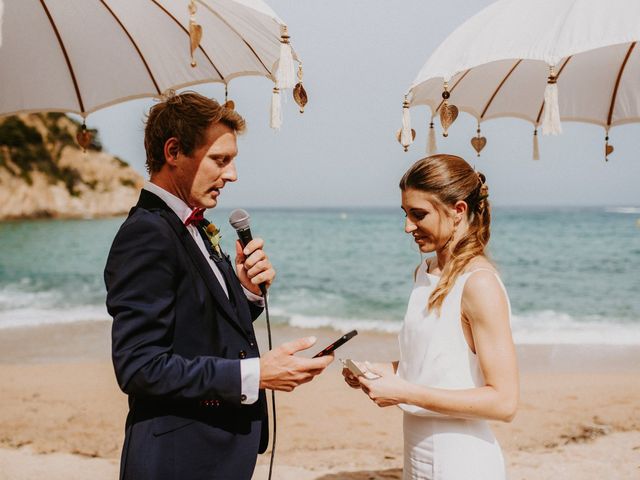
[{"x1": 405, "y1": 218, "x2": 416, "y2": 233}]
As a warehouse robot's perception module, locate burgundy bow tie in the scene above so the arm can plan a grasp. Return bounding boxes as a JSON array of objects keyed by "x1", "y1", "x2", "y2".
[{"x1": 184, "y1": 208, "x2": 206, "y2": 227}]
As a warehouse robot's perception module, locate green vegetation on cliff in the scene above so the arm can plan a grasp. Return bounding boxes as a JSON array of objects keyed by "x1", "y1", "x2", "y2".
[{"x1": 0, "y1": 113, "x2": 103, "y2": 195}]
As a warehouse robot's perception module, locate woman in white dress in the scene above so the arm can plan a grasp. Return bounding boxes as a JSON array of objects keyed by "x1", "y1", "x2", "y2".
[{"x1": 343, "y1": 154, "x2": 519, "y2": 480}]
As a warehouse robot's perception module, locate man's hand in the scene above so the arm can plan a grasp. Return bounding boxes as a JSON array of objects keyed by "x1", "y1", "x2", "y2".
[
  {"x1": 260, "y1": 337, "x2": 333, "y2": 391},
  {"x1": 235, "y1": 238, "x2": 275, "y2": 296}
]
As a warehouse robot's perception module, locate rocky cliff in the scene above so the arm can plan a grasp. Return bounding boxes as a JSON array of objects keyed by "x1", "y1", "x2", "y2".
[{"x1": 0, "y1": 113, "x2": 143, "y2": 220}]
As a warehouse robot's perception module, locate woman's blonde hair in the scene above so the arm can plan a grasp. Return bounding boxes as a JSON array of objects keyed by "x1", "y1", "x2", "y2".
[{"x1": 399, "y1": 154, "x2": 491, "y2": 312}]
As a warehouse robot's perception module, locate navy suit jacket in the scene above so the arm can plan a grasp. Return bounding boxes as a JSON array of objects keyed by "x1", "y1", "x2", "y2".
[{"x1": 105, "y1": 190, "x2": 268, "y2": 480}]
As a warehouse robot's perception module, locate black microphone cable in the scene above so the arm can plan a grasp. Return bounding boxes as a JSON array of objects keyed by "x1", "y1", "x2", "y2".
[{"x1": 261, "y1": 288, "x2": 277, "y2": 480}]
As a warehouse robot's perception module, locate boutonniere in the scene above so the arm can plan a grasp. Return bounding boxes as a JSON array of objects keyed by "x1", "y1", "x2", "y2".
[{"x1": 204, "y1": 223, "x2": 222, "y2": 255}]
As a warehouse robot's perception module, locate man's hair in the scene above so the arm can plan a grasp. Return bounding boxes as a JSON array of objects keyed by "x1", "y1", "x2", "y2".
[{"x1": 144, "y1": 91, "x2": 246, "y2": 173}]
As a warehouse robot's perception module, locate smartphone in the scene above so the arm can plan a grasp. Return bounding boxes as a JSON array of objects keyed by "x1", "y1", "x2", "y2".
[
  {"x1": 341, "y1": 358, "x2": 380, "y2": 380},
  {"x1": 312, "y1": 330, "x2": 358, "y2": 358}
]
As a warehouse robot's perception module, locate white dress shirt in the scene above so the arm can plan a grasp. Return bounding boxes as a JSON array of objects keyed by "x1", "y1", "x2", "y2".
[{"x1": 144, "y1": 181, "x2": 260, "y2": 405}]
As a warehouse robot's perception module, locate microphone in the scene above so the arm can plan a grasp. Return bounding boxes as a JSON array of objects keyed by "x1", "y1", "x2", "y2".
[{"x1": 228, "y1": 209, "x2": 266, "y2": 295}]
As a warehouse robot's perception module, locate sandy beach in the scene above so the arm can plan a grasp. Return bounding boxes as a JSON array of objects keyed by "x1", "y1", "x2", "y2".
[{"x1": 0, "y1": 320, "x2": 638, "y2": 480}]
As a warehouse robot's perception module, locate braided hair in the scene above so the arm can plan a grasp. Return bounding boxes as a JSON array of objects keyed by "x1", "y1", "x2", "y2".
[{"x1": 399, "y1": 155, "x2": 492, "y2": 313}]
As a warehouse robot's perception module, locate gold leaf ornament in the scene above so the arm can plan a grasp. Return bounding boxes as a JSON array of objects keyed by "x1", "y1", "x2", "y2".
[
  {"x1": 470, "y1": 126, "x2": 486, "y2": 156},
  {"x1": 293, "y1": 64, "x2": 308, "y2": 113},
  {"x1": 605, "y1": 135, "x2": 614, "y2": 161},
  {"x1": 396, "y1": 128, "x2": 416, "y2": 151},
  {"x1": 471, "y1": 136, "x2": 487, "y2": 156},
  {"x1": 189, "y1": 23, "x2": 202, "y2": 67},
  {"x1": 293, "y1": 84, "x2": 308, "y2": 113},
  {"x1": 439, "y1": 83, "x2": 458, "y2": 137},
  {"x1": 440, "y1": 104, "x2": 458, "y2": 138},
  {"x1": 76, "y1": 124, "x2": 92, "y2": 151},
  {"x1": 188, "y1": 1, "x2": 202, "y2": 67},
  {"x1": 606, "y1": 143, "x2": 614, "y2": 157}
]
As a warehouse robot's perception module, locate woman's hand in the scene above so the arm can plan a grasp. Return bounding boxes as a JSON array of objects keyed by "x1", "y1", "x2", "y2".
[
  {"x1": 342, "y1": 361, "x2": 397, "y2": 390},
  {"x1": 341, "y1": 360, "x2": 365, "y2": 389},
  {"x1": 358, "y1": 363, "x2": 413, "y2": 408}
]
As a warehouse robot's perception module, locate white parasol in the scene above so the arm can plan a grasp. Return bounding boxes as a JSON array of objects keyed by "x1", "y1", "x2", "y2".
[
  {"x1": 400, "y1": 0, "x2": 640, "y2": 161},
  {"x1": 0, "y1": 0, "x2": 307, "y2": 131}
]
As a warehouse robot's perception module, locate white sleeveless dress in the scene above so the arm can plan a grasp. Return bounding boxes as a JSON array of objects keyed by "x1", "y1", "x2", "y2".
[{"x1": 397, "y1": 261, "x2": 509, "y2": 480}]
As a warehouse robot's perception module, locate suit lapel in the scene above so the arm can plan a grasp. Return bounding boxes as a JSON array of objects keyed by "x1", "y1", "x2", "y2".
[{"x1": 136, "y1": 190, "x2": 250, "y2": 339}]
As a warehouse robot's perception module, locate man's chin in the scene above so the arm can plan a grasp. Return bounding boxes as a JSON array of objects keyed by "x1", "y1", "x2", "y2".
[{"x1": 196, "y1": 192, "x2": 219, "y2": 209}]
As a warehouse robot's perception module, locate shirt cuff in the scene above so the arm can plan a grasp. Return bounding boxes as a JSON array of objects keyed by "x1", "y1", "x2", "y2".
[
  {"x1": 240, "y1": 357, "x2": 260, "y2": 405},
  {"x1": 242, "y1": 286, "x2": 265, "y2": 307}
]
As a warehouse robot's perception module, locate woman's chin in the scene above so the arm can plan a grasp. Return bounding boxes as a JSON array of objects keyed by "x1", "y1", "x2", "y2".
[{"x1": 416, "y1": 242, "x2": 436, "y2": 253}]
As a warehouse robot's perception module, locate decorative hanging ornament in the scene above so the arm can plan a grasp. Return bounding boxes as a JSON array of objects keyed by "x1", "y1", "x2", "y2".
[
  {"x1": 427, "y1": 121, "x2": 437, "y2": 155},
  {"x1": 398, "y1": 96, "x2": 414, "y2": 152},
  {"x1": 532, "y1": 129, "x2": 540, "y2": 160},
  {"x1": 605, "y1": 133, "x2": 614, "y2": 161},
  {"x1": 276, "y1": 25, "x2": 296, "y2": 89},
  {"x1": 470, "y1": 125, "x2": 486, "y2": 157},
  {"x1": 396, "y1": 128, "x2": 416, "y2": 152},
  {"x1": 223, "y1": 84, "x2": 235, "y2": 110},
  {"x1": 439, "y1": 82, "x2": 458, "y2": 137},
  {"x1": 542, "y1": 65, "x2": 562, "y2": 135},
  {"x1": 76, "y1": 122, "x2": 92, "y2": 152},
  {"x1": 293, "y1": 63, "x2": 308, "y2": 113},
  {"x1": 270, "y1": 87, "x2": 282, "y2": 130},
  {"x1": 188, "y1": 1, "x2": 202, "y2": 68}
]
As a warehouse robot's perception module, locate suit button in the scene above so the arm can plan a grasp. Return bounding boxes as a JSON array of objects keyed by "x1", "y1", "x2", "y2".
[
  {"x1": 249, "y1": 342, "x2": 256, "y2": 348},
  {"x1": 240, "y1": 394, "x2": 247, "y2": 402},
  {"x1": 238, "y1": 350, "x2": 247, "y2": 359}
]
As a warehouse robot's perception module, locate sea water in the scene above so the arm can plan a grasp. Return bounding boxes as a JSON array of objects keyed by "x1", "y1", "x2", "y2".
[{"x1": 0, "y1": 207, "x2": 638, "y2": 345}]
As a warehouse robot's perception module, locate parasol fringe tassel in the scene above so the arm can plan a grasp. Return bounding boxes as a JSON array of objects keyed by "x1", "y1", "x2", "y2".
[
  {"x1": 270, "y1": 87, "x2": 282, "y2": 130},
  {"x1": 542, "y1": 67, "x2": 562, "y2": 135},
  {"x1": 532, "y1": 129, "x2": 540, "y2": 160},
  {"x1": 400, "y1": 97, "x2": 413, "y2": 151},
  {"x1": 276, "y1": 26, "x2": 296, "y2": 90},
  {"x1": 427, "y1": 121, "x2": 437, "y2": 155},
  {"x1": 0, "y1": 0, "x2": 4, "y2": 48}
]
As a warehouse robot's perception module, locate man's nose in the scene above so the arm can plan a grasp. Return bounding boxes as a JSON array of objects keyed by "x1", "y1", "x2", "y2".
[{"x1": 223, "y1": 160, "x2": 238, "y2": 183}]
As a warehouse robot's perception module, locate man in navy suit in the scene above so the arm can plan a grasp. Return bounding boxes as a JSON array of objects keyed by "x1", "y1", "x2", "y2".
[{"x1": 105, "y1": 92, "x2": 333, "y2": 480}]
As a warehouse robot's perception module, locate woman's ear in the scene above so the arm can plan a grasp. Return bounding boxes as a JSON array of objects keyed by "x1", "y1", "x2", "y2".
[
  {"x1": 454, "y1": 200, "x2": 468, "y2": 223},
  {"x1": 163, "y1": 137, "x2": 180, "y2": 166}
]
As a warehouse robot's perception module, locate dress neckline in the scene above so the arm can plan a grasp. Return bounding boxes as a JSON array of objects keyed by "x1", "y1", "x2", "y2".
[{"x1": 424, "y1": 259, "x2": 497, "y2": 279}]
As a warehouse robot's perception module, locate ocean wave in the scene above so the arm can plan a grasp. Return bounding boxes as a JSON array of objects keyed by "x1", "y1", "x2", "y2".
[
  {"x1": 0, "y1": 305, "x2": 110, "y2": 329},
  {"x1": 1, "y1": 302, "x2": 639, "y2": 345},
  {"x1": 274, "y1": 309, "x2": 640, "y2": 345},
  {"x1": 604, "y1": 207, "x2": 640, "y2": 214},
  {"x1": 286, "y1": 314, "x2": 402, "y2": 334}
]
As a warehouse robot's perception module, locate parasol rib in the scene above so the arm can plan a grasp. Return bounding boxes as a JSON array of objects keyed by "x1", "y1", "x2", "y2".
[
  {"x1": 39, "y1": 0, "x2": 85, "y2": 113},
  {"x1": 149, "y1": 0, "x2": 225, "y2": 81},
  {"x1": 607, "y1": 42, "x2": 636, "y2": 128},
  {"x1": 434, "y1": 69, "x2": 471, "y2": 115},
  {"x1": 480, "y1": 60, "x2": 522, "y2": 119},
  {"x1": 98, "y1": 0, "x2": 162, "y2": 96},
  {"x1": 535, "y1": 56, "x2": 572, "y2": 126},
  {"x1": 196, "y1": 0, "x2": 272, "y2": 77}
]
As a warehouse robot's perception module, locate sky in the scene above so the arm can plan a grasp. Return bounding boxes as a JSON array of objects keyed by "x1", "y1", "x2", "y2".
[{"x1": 83, "y1": 0, "x2": 640, "y2": 209}]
